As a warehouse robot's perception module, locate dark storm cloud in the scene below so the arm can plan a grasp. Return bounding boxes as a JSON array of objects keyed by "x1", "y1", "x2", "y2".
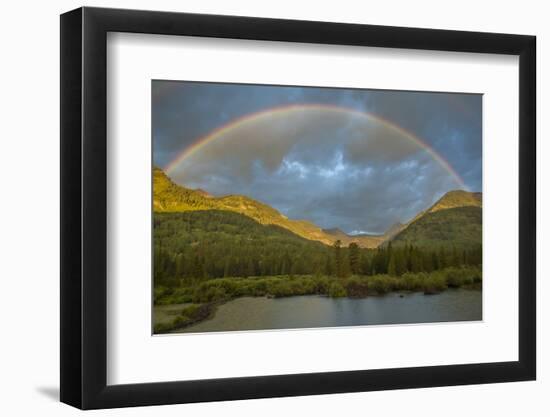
[{"x1": 153, "y1": 81, "x2": 482, "y2": 234}]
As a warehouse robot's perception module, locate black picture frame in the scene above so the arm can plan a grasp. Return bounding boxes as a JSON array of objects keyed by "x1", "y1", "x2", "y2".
[{"x1": 60, "y1": 6, "x2": 536, "y2": 410}]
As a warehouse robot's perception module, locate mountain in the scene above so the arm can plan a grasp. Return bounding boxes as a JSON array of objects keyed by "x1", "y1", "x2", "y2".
[
  {"x1": 154, "y1": 167, "x2": 482, "y2": 249},
  {"x1": 427, "y1": 190, "x2": 482, "y2": 213},
  {"x1": 323, "y1": 227, "x2": 385, "y2": 248},
  {"x1": 194, "y1": 188, "x2": 212, "y2": 198},
  {"x1": 384, "y1": 222, "x2": 406, "y2": 239},
  {"x1": 390, "y1": 191, "x2": 482, "y2": 248},
  {"x1": 154, "y1": 167, "x2": 334, "y2": 245},
  {"x1": 323, "y1": 228, "x2": 355, "y2": 242},
  {"x1": 404, "y1": 190, "x2": 482, "y2": 226}
]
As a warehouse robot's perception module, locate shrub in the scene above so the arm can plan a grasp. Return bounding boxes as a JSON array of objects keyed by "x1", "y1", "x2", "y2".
[
  {"x1": 192, "y1": 283, "x2": 228, "y2": 303},
  {"x1": 423, "y1": 275, "x2": 447, "y2": 294},
  {"x1": 300, "y1": 277, "x2": 317, "y2": 294},
  {"x1": 345, "y1": 276, "x2": 369, "y2": 297},
  {"x1": 154, "y1": 286, "x2": 169, "y2": 303},
  {"x1": 472, "y1": 272, "x2": 482, "y2": 284},
  {"x1": 180, "y1": 304, "x2": 200, "y2": 317},
  {"x1": 385, "y1": 276, "x2": 401, "y2": 292},
  {"x1": 172, "y1": 315, "x2": 189, "y2": 328},
  {"x1": 444, "y1": 267, "x2": 478, "y2": 287},
  {"x1": 368, "y1": 276, "x2": 392, "y2": 295},
  {"x1": 445, "y1": 268, "x2": 464, "y2": 287},
  {"x1": 400, "y1": 272, "x2": 425, "y2": 291},
  {"x1": 289, "y1": 280, "x2": 307, "y2": 295},
  {"x1": 153, "y1": 322, "x2": 174, "y2": 334},
  {"x1": 252, "y1": 280, "x2": 268, "y2": 296},
  {"x1": 215, "y1": 279, "x2": 238, "y2": 294},
  {"x1": 269, "y1": 281, "x2": 294, "y2": 298},
  {"x1": 465, "y1": 266, "x2": 482, "y2": 284},
  {"x1": 233, "y1": 282, "x2": 252, "y2": 297},
  {"x1": 205, "y1": 286, "x2": 227, "y2": 302},
  {"x1": 313, "y1": 276, "x2": 331, "y2": 294},
  {"x1": 328, "y1": 281, "x2": 346, "y2": 297},
  {"x1": 155, "y1": 286, "x2": 194, "y2": 305}
]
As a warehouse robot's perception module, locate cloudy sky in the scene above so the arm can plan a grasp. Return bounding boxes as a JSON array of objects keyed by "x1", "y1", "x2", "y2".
[{"x1": 153, "y1": 81, "x2": 482, "y2": 235}]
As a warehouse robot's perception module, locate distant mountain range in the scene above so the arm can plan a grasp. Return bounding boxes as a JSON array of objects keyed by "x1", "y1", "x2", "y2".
[{"x1": 154, "y1": 167, "x2": 482, "y2": 249}]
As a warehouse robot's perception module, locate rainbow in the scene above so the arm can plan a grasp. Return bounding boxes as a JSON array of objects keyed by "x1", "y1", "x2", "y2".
[{"x1": 164, "y1": 104, "x2": 466, "y2": 189}]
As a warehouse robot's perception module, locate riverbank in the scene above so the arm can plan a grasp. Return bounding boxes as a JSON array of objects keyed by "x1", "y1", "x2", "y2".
[{"x1": 153, "y1": 266, "x2": 481, "y2": 333}]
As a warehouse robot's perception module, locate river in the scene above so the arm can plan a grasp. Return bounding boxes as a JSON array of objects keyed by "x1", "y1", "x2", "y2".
[{"x1": 168, "y1": 288, "x2": 481, "y2": 334}]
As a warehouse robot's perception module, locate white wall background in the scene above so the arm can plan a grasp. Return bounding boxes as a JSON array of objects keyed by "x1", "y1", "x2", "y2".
[{"x1": 0, "y1": 0, "x2": 545, "y2": 415}]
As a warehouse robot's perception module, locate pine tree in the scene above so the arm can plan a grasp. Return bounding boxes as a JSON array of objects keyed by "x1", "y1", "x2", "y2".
[
  {"x1": 388, "y1": 253, "x2": 397, "y2": 276},
  {"x1": 432, "y1": 251, "x2": 439, "y2": 271},
  {"x1": 360, "y1": 253, "x2": 371, "y2": 275},
  {"x1": 324, "y1": 255, "x2": 333, "y2": 276},
  {"x1": 348, "y1": 243, "x2": 360, "y2": 275},
  {"x1": 452, "y1": 246, "x2": 461, "y2": 266},
  {"x1": 386, "y1": 242, "x2": 393, "y2": 273},
  {"x1": 438, "y1": 246, "x2": 447, "y2": 269},
  {"x1": 372, "y1": 248, "x2": 387, "y2": 274},
  {"x1": 410, "y1": 247, "x2": 422, "y2": 272},
  {"x1": 395, "y1": 250, "x2": 407, "y2": 276},
  {"x1": 423, "y1": 251, "x2": 434, "y2": 272},
  {"x1": 223, "y1": 258, "x2": 230, "y2": 277},
  {"x1": 406, "y1": 244, "x2": 413, "y2": 271},
  {"x1": 333, "y1": 240, "x2": 343, "y2": 278},
  {"x1": 341, "y1": 253, "x2": 351, "y2": 278},
  {"x1": 175, "y1": 253, "x2": 185, "y2": 279},
  {"x1": 246, "y1": 259, "x2": 255, "y2": 277}
]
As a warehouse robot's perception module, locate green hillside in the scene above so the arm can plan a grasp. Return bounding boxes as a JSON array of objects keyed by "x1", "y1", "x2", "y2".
[
  {"x1": 154, "y1": 209, "x2": 481, "y2": 289},
  {"x1": 154, "y1": 210, "x2": 332, "y2": 288},
  {"x1": 427, "y1": 190, "x2": 482, "y2": 213},
  {"x1": 154, "y1": 167, "x2": 482, "y2": 250},
  {"x1": 391, "y1": 206, "x2": 482, "y2": 248},
  {"x1": 155, "y1": 167, "x2": 342, "y2": 246},
  {"x1": 153, "y1": 167, "x2": 218, "y2": 212}
]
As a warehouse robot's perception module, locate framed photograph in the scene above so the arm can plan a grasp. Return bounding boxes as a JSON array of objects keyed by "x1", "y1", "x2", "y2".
[{"x1": 60, "y1": 6, "x2": 536, "y2": 409}]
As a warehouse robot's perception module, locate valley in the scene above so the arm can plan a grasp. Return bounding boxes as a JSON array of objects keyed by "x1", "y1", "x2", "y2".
[{"x1": 153, "y1": 167, "x2": 482, "y2": 334}]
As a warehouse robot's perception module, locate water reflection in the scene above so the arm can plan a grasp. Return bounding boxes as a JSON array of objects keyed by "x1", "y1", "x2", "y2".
[{"x1": 169, "y1": 288, "x2": 481, "y2": 334}]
